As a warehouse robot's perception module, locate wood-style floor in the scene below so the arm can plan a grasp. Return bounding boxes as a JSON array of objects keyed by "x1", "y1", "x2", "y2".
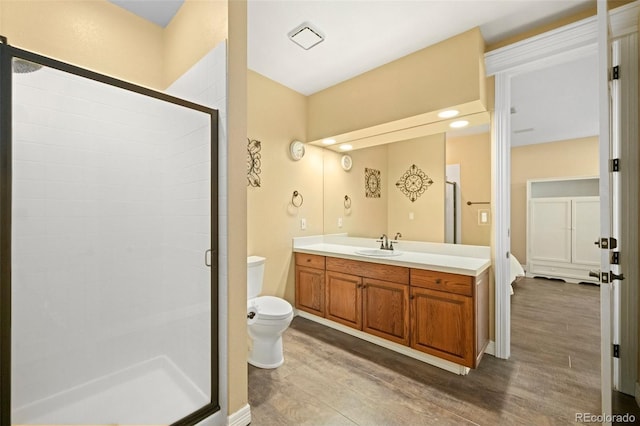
[{"x1": 248, "y1": 278, "x2": 640, "y2": 425}]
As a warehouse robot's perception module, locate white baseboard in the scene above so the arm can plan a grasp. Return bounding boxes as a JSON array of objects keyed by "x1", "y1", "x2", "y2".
[
  {"x1": 484, "y1": 340, "x2": 496, "y2": 356},
  {"x1": 635, "y1": 382, "x2": 640, "y2": 407},
  {"x1": 296, "y1": 310, "x2": 470, "y2": 375},
  {"x1": 228, "y1": 403, "x2": 251, "y2": 426}
]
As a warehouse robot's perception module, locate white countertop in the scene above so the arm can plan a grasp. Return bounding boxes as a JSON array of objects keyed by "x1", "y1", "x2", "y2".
[{"x1": 293, "y1": 236, "x2": 491, "y2": 277}]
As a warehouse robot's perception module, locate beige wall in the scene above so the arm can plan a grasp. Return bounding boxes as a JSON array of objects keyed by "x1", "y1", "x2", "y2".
[
  {"x1": 0, "y1": 0, "x2": 164, "y2": 88},
  {"x1": 446, "y1": 132, "x2": 492, "y2": 246},
  {"x1": 247, "y1": 71, "x2": 323, "y2": 304},
  {"x1": 0, "y1": 0, "x2": 249, "y2": 416},
  {"x1": 307, "y1": 28, "x2": 487, "y2": 141},
  {"x1": 324, "y1": 145, "x2": 388, "y2": 237},
  {"x1": 227, "y1": 0, "x2": 248, "y2": 415},
  {"x1": 510, "y1": 136, "x2": 599, "y2": 265},
  {"x1": 388, "y1": 134, "x2": 446, "y2": 241},
  {"x1": 323, "y1": 134, "x2": 446, "y2": 242},
  {"x1": 163, "y1": 0, "x2": 228, "y2": 88},
  {"x1": 0, "y1": 0, "x2": 228, "y2": 91}
]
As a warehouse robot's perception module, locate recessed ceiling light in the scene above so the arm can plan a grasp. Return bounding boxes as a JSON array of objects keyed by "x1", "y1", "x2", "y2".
[
  {"x1": 438, "y1": 110, "x2": 459, "y2": 119},
  {"x1": 288, "y1": 23, "x2": 325, "y2": 50},
  {"x1": 339, "y1": 144, "x2": 353, "y2": 151},
  {"x1": 322, "y1": 138, "x2": 336, "y2": 145},
  {"x1": 449, "y1": 120, "x2": 469, "y2": 129}
]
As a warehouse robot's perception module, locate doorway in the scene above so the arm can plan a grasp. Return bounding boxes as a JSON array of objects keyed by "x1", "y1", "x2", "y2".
[{"x1": 486, "y1": 1, "x2": 639, "y2": 419}]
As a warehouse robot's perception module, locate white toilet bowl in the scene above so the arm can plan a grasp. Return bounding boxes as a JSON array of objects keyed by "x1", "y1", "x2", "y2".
[
  {"x1": 247, "y1": 296, "x2": 293, "y2": 368},
  {"x1": 247, "y1": 256, "x2": 293, "y2": 369}
]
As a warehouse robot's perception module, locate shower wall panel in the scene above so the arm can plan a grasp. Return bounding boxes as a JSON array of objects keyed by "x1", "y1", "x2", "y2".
[{"x1": 165, "y1": 43, "x2": 226, "y2": 398}]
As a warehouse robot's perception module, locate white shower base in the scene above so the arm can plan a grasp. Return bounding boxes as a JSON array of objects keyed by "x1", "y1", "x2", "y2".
[{"x1": 12, "y1": 355, "x2": 209, "y2": 424}]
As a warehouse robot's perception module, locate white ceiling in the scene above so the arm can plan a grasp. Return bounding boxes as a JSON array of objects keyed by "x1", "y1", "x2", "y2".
[{"x1": 108, "y1": 0, "x2": 599, "y2": 146}]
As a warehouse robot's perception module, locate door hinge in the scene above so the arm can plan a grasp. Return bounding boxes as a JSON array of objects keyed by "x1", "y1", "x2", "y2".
[
  {"x1": 612, "y1": 66, "x2": 620, "y2": 80},
  {"x1": 610, "y1": 158, "x2": 620, "y2": 172},
  {"x1": 595, "y1": 237, "x2": 618, "y2": 249},
  {"x1": 610, "y1": 251, "x2": 620, "y2": 265},
  {"x1": 613, "y1": 344, "x2": 620, "y2": 358}
]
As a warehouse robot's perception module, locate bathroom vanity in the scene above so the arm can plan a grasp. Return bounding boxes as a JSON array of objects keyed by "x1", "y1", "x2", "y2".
[{"x1": 293, "y1": 235, "x2": 491, "y2": 375}]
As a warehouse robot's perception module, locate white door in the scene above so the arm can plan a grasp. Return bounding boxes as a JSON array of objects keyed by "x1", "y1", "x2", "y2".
[
  {"x1": 597, "y1": 0, "x2": 618, "y2": 421},
  {"x1": 571, "y1": 197, "x2": 601, "y2": 265},
  {"x1": 529, "y1": 199, "x2": 572, "y2": 263}
]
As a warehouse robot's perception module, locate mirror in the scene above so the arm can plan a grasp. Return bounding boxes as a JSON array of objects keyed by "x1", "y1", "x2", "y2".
[{"x1": 322, "y1": 119, "x2": 492, "y2": 245}]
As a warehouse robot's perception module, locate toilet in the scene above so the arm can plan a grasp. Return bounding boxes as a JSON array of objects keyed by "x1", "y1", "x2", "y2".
[{"x1": 247, "y1": 256, "x2": 294, "y2": 368}]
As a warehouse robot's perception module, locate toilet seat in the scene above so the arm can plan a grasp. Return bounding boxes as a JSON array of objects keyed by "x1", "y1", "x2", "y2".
[{"x1": 249, "y1": 296, "x2": 292, "y2": 320}]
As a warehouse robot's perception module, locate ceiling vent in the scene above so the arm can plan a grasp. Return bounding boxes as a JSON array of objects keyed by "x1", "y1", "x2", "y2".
[{"x1": 288, "y1": 23, "x2": 324, "y2": 50}]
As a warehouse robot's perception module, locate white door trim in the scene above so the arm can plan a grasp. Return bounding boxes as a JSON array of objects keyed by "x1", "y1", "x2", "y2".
[{"x1": 485, "y1": 14, "x2": 598, "y2": 360}]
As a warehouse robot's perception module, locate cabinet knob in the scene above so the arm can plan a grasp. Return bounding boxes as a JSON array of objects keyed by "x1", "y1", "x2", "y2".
[
  {"x1": 435, "y1": 278, "x2": 442, "y2": 284},
  {"x1": 410, "y1": 295, "x2": 415, "y2": 300}
]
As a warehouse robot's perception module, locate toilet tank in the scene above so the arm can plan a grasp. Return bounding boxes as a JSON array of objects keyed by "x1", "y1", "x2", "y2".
[{"x1": 247, "y1": 256, "x2": 266, "y2": 299}]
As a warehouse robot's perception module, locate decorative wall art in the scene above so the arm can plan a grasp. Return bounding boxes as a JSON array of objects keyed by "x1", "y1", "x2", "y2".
[
  {"x1": 396, "y1": 164, "x2": 434, "y2": 202},
  {"x1": 364, "y1": 168, "x2": 381, "y2": 198},
  {"x1": 247, "y1": 138, "x2": 262, "y2": 187}
]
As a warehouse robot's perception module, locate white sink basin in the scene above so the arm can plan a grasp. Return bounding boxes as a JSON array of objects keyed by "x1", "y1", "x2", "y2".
[{"x1": 355, "y1": 249, "x2": 402, "y2": 257}]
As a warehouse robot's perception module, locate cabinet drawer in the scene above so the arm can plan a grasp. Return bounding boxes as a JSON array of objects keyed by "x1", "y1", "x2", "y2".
[
  {"x1": 295, "y1": 253, "x2": 325, "y2": 270},
  {"x1": 326, "y1": 257, "x2": 409, "y2": 285},
  {"x1": 410, "y1": 269, "x2": 473, "y2": 297}
]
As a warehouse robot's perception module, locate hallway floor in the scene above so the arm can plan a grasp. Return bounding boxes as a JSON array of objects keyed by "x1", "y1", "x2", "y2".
[{"x1": 248, "y1": 278, "x2": 639, "y2": 425}]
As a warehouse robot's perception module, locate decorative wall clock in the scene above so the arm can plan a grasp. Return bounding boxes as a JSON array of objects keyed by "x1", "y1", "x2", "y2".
[
  {"x1": 289, "y1": 140, "x2": 305, "y2": 161},
  {"x1": 365, "y1": 168, "x2": 381, "y2": 198},
  {"x1": 341, "y1": 154, "x2": 353, "y2": 171},
  {"x1": 396, "y1": 164, "x2": 433, "y2": 202},
  {"x1": 247, "y1": 138, "x2": 262, "y2": 187}
]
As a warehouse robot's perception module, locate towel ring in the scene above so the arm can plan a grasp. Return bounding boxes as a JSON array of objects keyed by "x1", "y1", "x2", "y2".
[
  {"x1": 344, "y1": 195, "x2": 351, "y2": 209},
  {"x1": 292, "y1": 190, "x2": 304, "y2": 207}
]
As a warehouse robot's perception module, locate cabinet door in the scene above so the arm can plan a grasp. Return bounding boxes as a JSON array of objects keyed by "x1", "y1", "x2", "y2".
[
  {"x1": 529, "y1": 199, "x2": 572, "y2": 263},
  {"x1": 410, "y1": 287, "x2": 473, "y2": 367},
  {"x1": 295, "y1": 266, "x2": 325, "y2": 317},
  {"x1": 362, "y1": 278, "x2": 409, "y2": 345},
  {"x1": 572, "y1": 197, "x2": 600, "y2": 265},
  {"x1": 325, "y1": 271, "x2": 362, "y2": 329}
]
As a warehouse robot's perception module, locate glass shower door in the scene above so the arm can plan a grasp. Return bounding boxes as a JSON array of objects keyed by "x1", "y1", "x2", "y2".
[{"x1": 3, "y1": 47, "x2": 218, "y2": 425}]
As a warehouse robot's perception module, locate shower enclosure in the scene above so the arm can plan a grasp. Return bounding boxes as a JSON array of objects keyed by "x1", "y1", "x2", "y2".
[{"x1": 1, "y1": 42, "x2": 219, "y2": 425}]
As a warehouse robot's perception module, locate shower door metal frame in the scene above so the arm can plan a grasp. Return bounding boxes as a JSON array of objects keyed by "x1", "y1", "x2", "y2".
[{"x1": 0, "y1": 40, "x2": 220, "y2": 426}]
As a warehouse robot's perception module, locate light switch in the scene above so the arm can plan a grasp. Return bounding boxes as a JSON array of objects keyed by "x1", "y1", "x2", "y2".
[
  {"x1": 478, "y1": 209, "x2": 490, "y2": 225},
  {"x1": 300, "y1": 218, "x2": 307, "y2": 230},
  {"x1": 338, "y1": 217, "x2": 343, "y2": 228}
]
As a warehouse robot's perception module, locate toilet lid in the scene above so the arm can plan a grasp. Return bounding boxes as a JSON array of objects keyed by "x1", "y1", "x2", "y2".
[{"x1": 249, "y1": 296, "x2": 292, "y2": 320}]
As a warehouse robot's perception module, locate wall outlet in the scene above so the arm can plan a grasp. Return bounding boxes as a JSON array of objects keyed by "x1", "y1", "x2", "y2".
[
  {"x1": 338, "y1": 217, "x2": 343, "y2": 228},
  {"x1": 300, "y1": 218, "x2": 307, "y2": 230}
]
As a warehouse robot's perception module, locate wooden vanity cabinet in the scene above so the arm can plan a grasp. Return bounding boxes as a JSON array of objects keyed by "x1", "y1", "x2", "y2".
[
  {"x1": 295, "y1": 253, "x2": 326, "y2": 317},
  {"x1": 324, "y1": 257, "x2": 410, "y2": 344},
  {"x1": 294, "y1": 252, "x2": 489, "y2": 369},
  {"x1": 325, "y1": 270, "x2": 362, "y2": 329},
  {"x1": 362, "y1": 278, "x2": 410, "y2": 345},
  {"x1": 410, "y1": 268, "x2": 489, "y2": 368}
]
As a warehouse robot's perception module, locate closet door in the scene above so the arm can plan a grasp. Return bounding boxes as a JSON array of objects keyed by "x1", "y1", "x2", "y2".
[
  {"x1": 571, "y1": 197, "x2": 601, "y2": 265},
  {"x1": 529, "y1": 199, "x2": 572, "y2": 263}
]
